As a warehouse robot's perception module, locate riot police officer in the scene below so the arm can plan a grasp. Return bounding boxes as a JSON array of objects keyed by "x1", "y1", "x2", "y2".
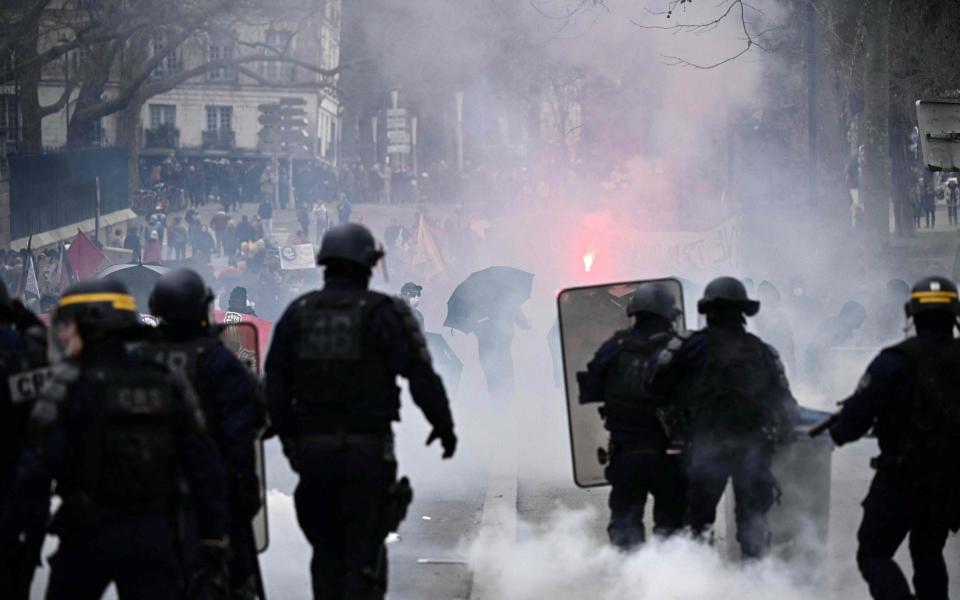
[
  {"x1": 147, "y1": 268, "x2": 264, "y2": 598},
  {"x1": 265, "y1": 223, "x2": 456, "y2": 600},
  {"x1": 0, "y1": 280, "x2": 229, "y2": 600},
  {"x1": 578, "y1": 282, "x2": 686, "y2": 549},
  {"x1": 0, "y1": 280, "x2": 47, "y2": 599},
  {"x1": 827, "y1": 276, "x2": 960, "y2": 600},
  {"x1": 649, "y1": 276, "x2": 796, "y2": 559}
]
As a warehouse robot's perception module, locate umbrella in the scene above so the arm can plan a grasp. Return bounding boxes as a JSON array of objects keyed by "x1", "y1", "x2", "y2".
[
  {"x1": 97, "y1": 263, "x2": 171, "y2": 312},
  {"x1": 444, "y1": 266, "x2": 533, "y2": 334},
  {"x1": 424, "y1": 332, "x2": 463, "y2": 391}
]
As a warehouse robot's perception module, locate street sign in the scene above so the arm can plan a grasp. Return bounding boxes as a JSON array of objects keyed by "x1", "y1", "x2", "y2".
[
  {"x1": 386, "y1": 108, "x2": 406, "y2": 118},
  {"x1": 280, "y1": 96, "x2": 308, "y2": 106},
  {"x1": 258, "y1": 114, "x2": 281, "y2": 126},
  {"x1": 386, "y1": 116, "x2": 406, "y2": 130},
  {"x1": 279, "y1": 107, "x2": 307, "y2": 119},
  {"x1": 257, "y1": 103, "x2": 281, "y2": 112},
  {"x1": 387, "y1": 144, "x2": 412, "y2": 154},
  {"x1": 387, "y1": 130, "x2": 411, "y2": 144}
]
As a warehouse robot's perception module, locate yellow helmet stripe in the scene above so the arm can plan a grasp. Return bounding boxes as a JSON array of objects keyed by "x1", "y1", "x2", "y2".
[
  {"x1": 58, "y1": 293, "x2": 137, "y2": 312},
  {"x1": 911, "y1": 290, "x2": 959, "y2": 303}
]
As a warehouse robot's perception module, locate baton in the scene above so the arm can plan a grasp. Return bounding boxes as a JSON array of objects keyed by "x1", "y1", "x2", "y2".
[{"x1": 808, "y1": 413, "x2": 839, "y2": 438}]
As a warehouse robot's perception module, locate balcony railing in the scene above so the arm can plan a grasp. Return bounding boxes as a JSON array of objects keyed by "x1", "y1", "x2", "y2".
[
  {"x1": 202, "y1": 129, "x2": 235, "y2": 150},
  {"x1": 144, "y1": 125, "x2": 180, "y2": 149}
]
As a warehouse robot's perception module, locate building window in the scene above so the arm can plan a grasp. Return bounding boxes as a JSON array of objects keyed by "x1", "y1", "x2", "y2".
[
  {"x1": 149, "y1": 104, "x2": 176, "y2": 128},
  {"x1": 207, "y1": 38, "x2": 236, "y2": 81},
  {"x1": 206, "y1": 105, "x2": 232, "y2": 131},
  {"x1": 261, "y1": 30, "x2": 295, "y2": 83},
  {"x1": 0, "y1": 22, "x2": 16, "y2": 78},
  {"x1": 0, "y1": 94, "x2": 18, "y2": 143},
  {"x1": 150, "y1": 31, "x2": 182, "y2": 77}
]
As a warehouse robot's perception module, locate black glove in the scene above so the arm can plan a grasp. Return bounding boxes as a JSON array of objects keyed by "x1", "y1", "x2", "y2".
[{"x1": 426, "y1": 428, "x2": 457, "y2": 459}]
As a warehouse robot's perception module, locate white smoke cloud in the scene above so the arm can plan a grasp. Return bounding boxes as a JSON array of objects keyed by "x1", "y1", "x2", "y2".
[{"x1": 468, "y1": 505, "x2": 820, "y2": 600}]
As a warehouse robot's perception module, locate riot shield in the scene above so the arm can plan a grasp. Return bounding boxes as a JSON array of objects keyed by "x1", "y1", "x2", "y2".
[
  {"x1": 558, "y1": 279, "x2": 685, "y2": 488},
  {"x1": 218, "y1": 322, "x2": 269, "y2": 554},
  {"x1": 424, "y1": 332, "x2": 463, "y2": 392}
]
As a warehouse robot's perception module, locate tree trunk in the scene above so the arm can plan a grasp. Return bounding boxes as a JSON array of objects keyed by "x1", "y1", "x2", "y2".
[
  {"x1": 116, "y1": 98, "x2": 144, "y2": 195},
  {"x1": 889, "y1": 112, "x2": 915, "y2": 237},
  {"x1": 15, "y1": 9, "x2": 43, "y2": 153},
  {"x1": 860, "y1": 0, "x2": 893, "y2": 239},
  {"x1": 66, "y1": 106, "x2": 97, "y2": 149}
]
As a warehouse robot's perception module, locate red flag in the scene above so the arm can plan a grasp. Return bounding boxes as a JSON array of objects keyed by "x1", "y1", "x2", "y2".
[{"x1": 65, "y1": 229, "x2": 106, "y2": 282}]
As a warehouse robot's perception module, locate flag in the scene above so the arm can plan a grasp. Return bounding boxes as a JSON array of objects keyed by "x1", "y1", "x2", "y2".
[
  {"x1": 54, "y1": 241, "x2": 76, "y2": 293},
  {"x1": 410, "y1": 215, "x2": 447, "y2": 280},
  {"x1": 65, "y1": 229, "x2": 106, "y2": 282},
  {"x1": 20, "y1": 254, "x2": 39, "y2": 301},
  {"x1": 16, "y1": 235, "x2": 32, "y2": 298}
]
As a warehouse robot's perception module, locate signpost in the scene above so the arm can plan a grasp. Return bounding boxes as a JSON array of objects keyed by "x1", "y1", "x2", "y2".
[{"x1": 258, "y1": 97, "x2": 312, "y2": 209}]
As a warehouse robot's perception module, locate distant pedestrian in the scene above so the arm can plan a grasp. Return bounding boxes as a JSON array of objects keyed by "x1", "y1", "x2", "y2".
[
  {"x1": 236, "y1": 215, "x2": 256, "y2": 246},
  {"x1": 258, "y1": 199, "x2": 274, "y2": 241},
  {"x1": 228, "y1": 286, "x2": 256, "y2": 315},
  {"x1": 337, "y1": 194, "x2": 352, "y2": 225},
  {"x1": 123, "y1": 227, "x2": 142, "y2": 263},
  {"x1": 194, "y1": 225, "x2": 216, "y2": 263},
  {"x1": 297, "y1": 205, "x2": 311, "y2": 241},
  {"x1": 170, "y1": 216, "x2": 188, "y2": 261},
  {"x1": 923, "y1": 183, "x2": 937, "y2": 229},
  {"x1": 143, "y1": 230, "x2": 163, "y2": 263},
  {"x1": 211, "y1": 210, "x2": 229, "y2": 256},
  {"x1": 947, "y1": 178, "x2": 958, "y2": 226}
]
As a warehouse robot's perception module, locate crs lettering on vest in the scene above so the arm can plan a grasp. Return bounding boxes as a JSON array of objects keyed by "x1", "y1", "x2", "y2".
[
  {"x1": 106, "y1": 383, "x2": 172, "y2": 415},
  {"x1": 300, "y1": 308, "x2": 363, "y2": 360},
  {"x1": 8, "y1": 366, "x2": 55, "y2": 404}
]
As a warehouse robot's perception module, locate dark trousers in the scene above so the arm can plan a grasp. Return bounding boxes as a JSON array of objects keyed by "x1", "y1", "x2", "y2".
[
  {"x1": 856, "y1": 474, "x2": 950, "y2": 600},
  {"x1": 46, "y1": 514, "x2": 179, "y2": 600},
  {"x1": 477, "y1": 336, "x2": 515, "y2": 403},
  {"x1": 605, "y1": 446, "x2": 685, "y2": 549},
  {"x1": 229, "y1": 513, "x2": 260, "y2": 596},
  {"x1": 948, "y1": 204, "x2": 957, "y2": 225},
  {"x1": 294, "y1": 438, "x2": 396, "y2": 600},
  {"x1": 686, "y1": 442, "x2": 776, "y2": 559},
  {"x1": 925, "y1": 208, "x2": 936, "y2": 228}
]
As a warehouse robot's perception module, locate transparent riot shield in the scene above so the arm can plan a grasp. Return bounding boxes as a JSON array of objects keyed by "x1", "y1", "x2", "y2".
[
  {"x1": 219, "y1": 322, "x2": 269, "y2": 554},
  {"x1": 558, "y1": 279, "x2": 685, "y2": 487}
]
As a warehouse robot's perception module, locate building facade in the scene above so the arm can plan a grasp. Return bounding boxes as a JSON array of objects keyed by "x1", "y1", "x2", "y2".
[{"x1": 12, "y1": 1, "x2": 342, "y2": 165}]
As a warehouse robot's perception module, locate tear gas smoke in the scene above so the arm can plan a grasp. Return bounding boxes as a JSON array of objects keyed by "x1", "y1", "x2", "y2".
[{"x1": 468, "y1": 505, "x2": 819, "y2": 600}]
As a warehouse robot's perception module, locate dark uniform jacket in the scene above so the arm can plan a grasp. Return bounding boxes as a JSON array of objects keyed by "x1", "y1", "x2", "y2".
[
  {"x1": 0, "y1": 344, "x2": 229, "y2": 542},
  {"x1": 579, "y1": 320, "x2": 674, "y2": 445},
  {"x1": 265, "y1": 277, "x2": 454, "y2": 441}
]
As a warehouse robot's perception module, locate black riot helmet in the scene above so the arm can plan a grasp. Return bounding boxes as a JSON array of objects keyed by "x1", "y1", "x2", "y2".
[
  {"x1": 317, "y1": 223, "x2": 384, "y2": 268},
  {"x1": 627, "y1": 282, "x2": 680, "y2": 321},
  {"x1": 697, "y1": 276, "x2": 760, "y2": 316},
  {"x1": 54, "y1": 279, "x2": 140, "y2": 340},
  {"x1": 148, "y1": 268, "x2": 214, "y2": 323},
  {"x1": 905, "y1": 276, "x2": 960, "y2": 317}
]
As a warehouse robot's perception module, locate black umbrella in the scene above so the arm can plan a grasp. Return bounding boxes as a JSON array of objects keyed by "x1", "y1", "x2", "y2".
[
  {"x1": 97, "y1": 263, "x2": 170, "y2": 312},
  {"x1": 444, "y1": 266, "x2": 534, "y2": 334}
]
